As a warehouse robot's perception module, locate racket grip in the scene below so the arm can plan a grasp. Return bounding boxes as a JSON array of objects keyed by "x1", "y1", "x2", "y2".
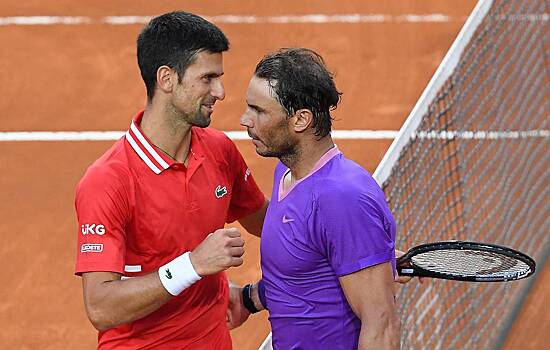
[{"x1": 397, "y1": 267, "x2": 415, "y2": 276}]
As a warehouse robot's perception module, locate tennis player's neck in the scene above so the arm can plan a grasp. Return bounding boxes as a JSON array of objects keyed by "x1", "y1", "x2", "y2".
[
  {"x1": 284, "y1": 138, "x2": 335, "y2": 182},
  {"x1": 141, "y1": 109, "x2": 193, "y2": 164}
]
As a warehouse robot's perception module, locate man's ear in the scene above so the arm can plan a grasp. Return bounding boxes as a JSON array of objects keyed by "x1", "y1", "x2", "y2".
[
  {"x1": 292, "y1": 109, "x2": 313, "y2": 133},
  {"x1": 156, "y1": 65, "x2": 176, "y2": 94}
]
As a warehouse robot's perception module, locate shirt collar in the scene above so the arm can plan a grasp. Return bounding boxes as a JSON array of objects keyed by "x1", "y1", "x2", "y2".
[
  {"x1": 278, "y1": 145, "x2": 341, "y2": 202},
  {"x1": 125, "y1": 110, "x2": 174, "y2": 174}
]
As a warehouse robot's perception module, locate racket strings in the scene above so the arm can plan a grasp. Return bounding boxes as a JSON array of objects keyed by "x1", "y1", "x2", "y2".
[{"x1": 411, "y1": 249, "x2": 531, "y2": 277}]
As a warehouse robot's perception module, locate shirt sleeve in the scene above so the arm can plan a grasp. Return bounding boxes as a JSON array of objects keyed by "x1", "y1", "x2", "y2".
[
  {"x1": 224, "y1": 139, "x2": 266, "y2": 223},
  {"x1": 74, "y1": 165, "x2": 130, "y2": 275},
  {"x1": 311, "y1": 186, "x2": 395, "y2": 277}
]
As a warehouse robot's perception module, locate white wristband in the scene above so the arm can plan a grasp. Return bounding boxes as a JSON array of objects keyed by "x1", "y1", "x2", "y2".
[{"x1": 158, "y1": 252, "x2": 201, "y2": 296}]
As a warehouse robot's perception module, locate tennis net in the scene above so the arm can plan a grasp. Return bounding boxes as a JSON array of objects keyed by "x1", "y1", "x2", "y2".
[
  {"x1": 375, "y1": 0, "x2": 548, "y2": 348},
  {"x1": 259, "y1": 0, "x2": 549, "y2": 348}
]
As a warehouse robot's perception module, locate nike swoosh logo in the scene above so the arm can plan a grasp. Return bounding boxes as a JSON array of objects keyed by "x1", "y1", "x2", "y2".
[{"x1": 282, "y1": 215, "x2": 294, "y2": 223}]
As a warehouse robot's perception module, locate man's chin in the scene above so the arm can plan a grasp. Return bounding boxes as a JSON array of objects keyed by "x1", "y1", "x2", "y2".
[
  {"x1": 256, "y1": 147, "x2": 279, "y2": 158},
  {"x1": 191, "y1": 114, "x2": 212, "y2": 128}
]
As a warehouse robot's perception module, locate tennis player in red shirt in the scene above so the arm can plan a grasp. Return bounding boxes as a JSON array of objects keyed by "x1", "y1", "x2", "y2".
[{"x1": 75, "y1": 12, "x2": 268, "y2": 349}]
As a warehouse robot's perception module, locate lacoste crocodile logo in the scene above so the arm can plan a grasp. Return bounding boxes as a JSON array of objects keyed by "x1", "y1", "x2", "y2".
[
  {"x1": 215, "y1": 185, "x2": 228, "y2": 198},
  {"x1": 165, "y1": 268, "x2": 172, "y2": 279}
]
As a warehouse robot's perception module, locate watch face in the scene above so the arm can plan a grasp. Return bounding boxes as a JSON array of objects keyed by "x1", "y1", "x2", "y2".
[{"x1": 242, "y1": 284, "x2": 260, "y2": 313}]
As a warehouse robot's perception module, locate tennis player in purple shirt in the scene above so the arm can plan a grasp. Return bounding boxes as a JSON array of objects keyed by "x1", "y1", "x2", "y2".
[{"x1": 237, "y1": 48, "x2": 401, "y2": 349}]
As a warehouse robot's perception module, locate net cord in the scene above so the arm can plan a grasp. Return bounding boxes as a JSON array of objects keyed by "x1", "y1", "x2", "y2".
[{"x1": 373, "y1": 0, "x2": 494, "y2": 186}]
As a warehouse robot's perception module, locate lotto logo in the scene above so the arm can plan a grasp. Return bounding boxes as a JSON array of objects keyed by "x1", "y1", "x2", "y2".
[
  {"x1": 81, "y1": 224, "x2": 106, "y2": 235},
  {"x1": 81, "y1": 243, "x2": 103, "y2": 253}
]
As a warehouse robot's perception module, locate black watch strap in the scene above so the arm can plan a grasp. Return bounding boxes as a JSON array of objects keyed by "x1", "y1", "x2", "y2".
[{"x1": 242, "y1": 284, "x2": 260, "y2": 314}]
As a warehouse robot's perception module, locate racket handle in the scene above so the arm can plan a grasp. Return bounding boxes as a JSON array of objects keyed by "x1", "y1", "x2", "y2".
[{"x1": 397, "y1": 267, "x2": 415, "y2": 276}]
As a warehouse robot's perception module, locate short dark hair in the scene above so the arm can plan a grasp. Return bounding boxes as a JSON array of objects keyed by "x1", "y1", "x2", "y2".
[
  {"x1": 137, "y1": 11, "x2": 229, "y2": 100},
  {"x1": 254, "y1": 48, "x2": 342, "y2": 138}
]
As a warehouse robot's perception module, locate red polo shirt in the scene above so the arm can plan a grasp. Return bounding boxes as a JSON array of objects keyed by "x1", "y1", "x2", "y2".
[{"x1": 75, "y1": 111, "x2": 265, "y2": 349}]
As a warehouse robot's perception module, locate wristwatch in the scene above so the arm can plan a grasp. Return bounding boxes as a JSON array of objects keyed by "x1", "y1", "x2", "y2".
[{"x1": 242, "y1": 284, "x2": 261, "y2": 314}]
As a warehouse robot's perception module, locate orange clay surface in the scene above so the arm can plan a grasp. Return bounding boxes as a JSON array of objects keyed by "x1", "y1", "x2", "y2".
[{"x1": 0, "y1": 1, "x2": 547, "y2": 349}]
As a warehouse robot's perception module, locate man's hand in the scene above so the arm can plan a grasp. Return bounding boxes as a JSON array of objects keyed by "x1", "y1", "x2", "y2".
[
  {"x1": 189, "y1": 228, "x2": 245, "y2": 276},
  {"x1": 394, "y1": 249, "x2": 424, "y2": 285},
  {"x1": 226, "y1": 281, "x2": 251, "y2": 330}
]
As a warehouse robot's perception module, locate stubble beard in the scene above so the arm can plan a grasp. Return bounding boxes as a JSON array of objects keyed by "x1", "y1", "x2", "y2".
[
  {"x1": 188, "y1": 109, "x2": 211, "y2": 128},
  {"x1": 183, "y1": 101, "x2": 213, "y2": 128},
  {"x1": 171, "y1": 90, "x2": 214, "y2": 128},
  {"x1": 257, "y1": 136, "x2": 299, "y2": 168}
]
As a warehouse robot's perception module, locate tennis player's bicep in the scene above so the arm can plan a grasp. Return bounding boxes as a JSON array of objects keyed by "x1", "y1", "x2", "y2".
[
  {"x1": 339, "y1": 261, "x2": 397, "y2": 321},
  {"x1": 81, "y1": 272, "x2": 123, "y2": 329},
  {"x1": 339, "y1": 262, "x2": 400, "y2": 349},
  {"x1": 238, "y1": 198, "x2": 269, "y2": 237}
]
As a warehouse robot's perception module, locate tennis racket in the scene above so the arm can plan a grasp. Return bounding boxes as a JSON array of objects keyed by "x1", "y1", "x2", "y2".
[{"x1": 396, "y1": 241, "x2": 536, "y2": 282}]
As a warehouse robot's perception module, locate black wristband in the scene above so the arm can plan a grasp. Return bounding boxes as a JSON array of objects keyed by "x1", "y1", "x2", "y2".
[{"x1": 242, "y1": 284, "x2": 260, "y2": 314}]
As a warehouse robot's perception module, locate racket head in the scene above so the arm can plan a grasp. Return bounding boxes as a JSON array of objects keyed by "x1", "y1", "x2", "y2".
[{"x1": 396, "y1": 241, "x2": 536, "y2": 282}]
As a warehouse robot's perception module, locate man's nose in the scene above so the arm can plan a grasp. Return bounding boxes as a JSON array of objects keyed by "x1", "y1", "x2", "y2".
[
  {"x1": 240, "y1": 112, "x2": 253, "y2": 128},
  {"x1": 211, "y1": 79, "x2": 225, "y2": 100}
]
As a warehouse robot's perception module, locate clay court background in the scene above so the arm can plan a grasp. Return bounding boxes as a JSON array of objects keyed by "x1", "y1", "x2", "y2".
[{"x1": 0, "y1": 1, "x2": 547, "y2": 349}]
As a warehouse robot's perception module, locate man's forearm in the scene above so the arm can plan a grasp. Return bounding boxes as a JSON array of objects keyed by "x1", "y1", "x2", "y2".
[
  {"x1": 358, "y1": 312, "x2": 401, "y2": 350},
  {"x1": 83, "y1": 272, "x2": 173, "y2": 331}
]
